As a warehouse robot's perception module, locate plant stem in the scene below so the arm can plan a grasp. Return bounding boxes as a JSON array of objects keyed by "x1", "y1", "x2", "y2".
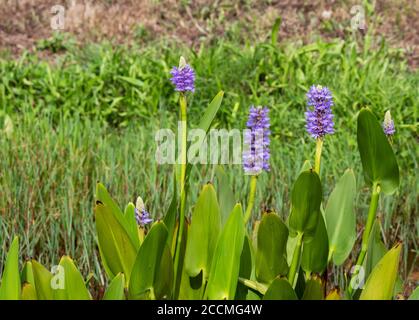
[
  {"x1": 314, "y1": 138, "x2": 323, "y2": 174},
  {"x1": 288, "y1": 232, "x2": 303, "y2": 287},
  {"x1": 173, "y1": 93, "x2": 187, "y2": 290},
  {"x1": 348, "y1": 182, "x2": 380, "y2": 296},
  {"x1": 244, "y1": 175, "x2": 258, "y2": 224}
]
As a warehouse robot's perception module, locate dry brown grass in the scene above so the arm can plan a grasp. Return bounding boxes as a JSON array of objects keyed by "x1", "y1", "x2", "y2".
[{"x1": 0, "y1": 0, "x2": 418, "y2": 66}]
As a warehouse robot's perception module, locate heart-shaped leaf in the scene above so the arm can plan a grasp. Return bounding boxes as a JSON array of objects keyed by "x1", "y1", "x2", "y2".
[
  {"x1": 360, "y1": 243, "x2": 401, "y2": 300},
  {"x1": 184, "y1": 183, "x2": 221, "y2": 280},
  {"x1": 263, "y1": 277, "x2": 297, "y2": 300},
  {"x1": 31, "y1": 260, "x2": 53, "y2": 300},
  {"x1": 256, "y1": 212, "x2": 289, "y2": 283},
  {"x1": 357, "y1": 108, "x2": 399, "y2": 194},
  {"x1": 103, "y1": 273, "x2": 125, "y2": 300},
  {"x1": 288, "y1": 170, "x2": 322, "y2": 238},
  {"x1": 52, "y1": 256, "x2": 91, "y2": 300},
  {"x1": 128, "y1": 222, "x2": 173, "y2": 300},
  {"x1": 205, "y1": 204, "x2": 245, "y2": 300},
  {"x1": 325, "y1": 169, "x2": 357, "y2": 265},
  {"x1": 301, "y1": 214, "x2": 329, "y2": 274}
]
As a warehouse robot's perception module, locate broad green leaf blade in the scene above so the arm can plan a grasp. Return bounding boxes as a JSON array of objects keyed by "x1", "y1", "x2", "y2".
[
  {"x1": 163, "y1": 171, "x2": 178, "y2": 249},
  {"x1": 124, "y1": 202, "x2": 141, "y2": 248},
  {"x1": 325, "y1": 169, "x2": 357, "y2": 265},
  {"x1": 302, "y1": 277, "x2": 324, "y2": 300},
  {"x1": 263, "y1": 277, "x2": 297, "y2": 300},
  {"x1": 205, "y1": 204, "x2": 245, "y2": 300},
  {"x1": 408, "y1": 286, "x2": 419, "y2": 300},
  {"x1": 184, "y1": 183, "x2": 221, "y2": 279},
  {"x1": 288, "y1": 170, "x2": 322, "y2": 238},
  {"x1": 364, "y1": 219, "x2": 387, "y2": 278},
  {"x1": 103, "y1": 273, "x2": 125, "y2": 300},
  {"x1": 357, "y1": 108, "x2": 399, "y2": 194},
  {"x1": 128, "y1": 222, "x2": 172, "y2": 300},
  {"x1": 53, "y1": 256, "x2": 91, "y2": 300},
  {"x1": 154, "y1": 245, "x2": 174, "y2": 299},
  {"x1": 21, "y1": 283, "x2": 37, "y2": 300},
  {"x1": 235, "y1": 235, "x2": 253, "y2": 300},
  {"x1": 21, "y1": 261, "x2": 35, "y2": 287},
  {"x1": 256, "y1": 212, "x2": 289, "y2": 283},
  {"x1": 360, "y1": 243, "x2": 402, "y2": 300},
  {"x1": 215, "y1": 165, "x2": 236, "y2": 226},
  {"x1": 95, "y1": 199, "x2": 138, "y2": 284},
  {"x1": 31, "y1": 260, "x2": 53, "y2": 300},
  {"x1": 96, "y1": 183, "x2": 140, "y2": 250},
  {"x1": 301, "y1": 214, "x2": 329, "y2": 274},
  {"x1": 0, "y1": 236, "x2": 20, "y2": 300}
]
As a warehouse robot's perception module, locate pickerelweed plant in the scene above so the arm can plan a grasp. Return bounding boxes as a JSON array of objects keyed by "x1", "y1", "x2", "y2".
[{"x1": 0, "y1": 62, "x2": 415, "y2": 300}]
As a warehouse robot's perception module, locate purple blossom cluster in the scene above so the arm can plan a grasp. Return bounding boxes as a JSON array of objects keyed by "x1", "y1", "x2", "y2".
[
  {"x1": 243, "y1": 106, "x2": 271, "y2": 175},
  {"x1": 170, "y1": 64, "x2": 195, "y2": 93},
  {"x1": 383, "y1": 111, "x2": 395, "y2": 136},
  {"x1": 135, "y1": 207, "x2": 152, "y2": 227},
  {"x1": 305, "y1": 85, "x2": 335, "y2": 139}
]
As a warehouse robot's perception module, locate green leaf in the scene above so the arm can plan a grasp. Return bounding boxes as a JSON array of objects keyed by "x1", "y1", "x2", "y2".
[
  {"x1": 163, "y1": 171, "x2": 178, "y2": 249},
  {"x1": 236, "y1": 235, "x2": 253, "y2": 300},
  {"x1": 205, "y1": 204, "x2": 245, "y2": 300},
  {"x1": 364, "y1": 219, "x2": 387, "y2": 278},
  {"x1": 215, "y1": 165, "x2": 236, "y2": 226},
  {"x1": 302, "y1": 277, "x2": 324, "y2": 300},
  {"x1": 325, "y1": 169, "x2": 357, "y2": 265},
  {"x1": 288, "y1": 170, "x2": 322, "y2": 238},
  {"x1": 103, "y1": 273, "x2": 126, "y2": 300},
  {"x1": 95, "y1": 198, "x2": 138, "y2": 284},
  {"x1": 408, "y1": 286, "x2": 419, "y2": 300},
  {"x1": 124, "y1": 202, "x2": 141, "y2": 248},
  {"x1": 357, "y1": 108, "x2": 399, "y2": 194},
  {"x1": 21, "y1": 283, "x2": 37, "y2": 300},
  {"x1": 301, "y1": 214, "x2": 329, "y2": 274},
  {"x1": 184, "y1": 183, "x2": 221, "y2": 280},
  {"x1": 53, "y1": 256, "x2": 91, "y2": 300},
  {"x1": 263, "y1": 277, "x2": 297, "y2": 300},
  {"x1": 256, "y1": 212, "x2": 289, "y2": 283},
  {"x1": 96, "y1": 183, "x2": 140, "y2": 250},
  {"x1": 128, "y1": 222, "x2": 173, "y2": 300},
  {"x1": 178, "y1": 223, "x2": 208, "y2": 300},
  {"x1": 31, "y1": 260, "x2": 53, "y2": 300},
  {"x1": 21, "y1": 261, "x2": 35, "y2": 287},
  {"x1": 360, "y1": 243, "x2": 402, "y2": 300},
  {"x1": 0, "y1": 236, "x2": 20, "y2": 300}
]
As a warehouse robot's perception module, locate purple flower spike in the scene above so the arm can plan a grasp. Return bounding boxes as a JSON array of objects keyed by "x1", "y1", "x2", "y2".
[
  {"x1": 243, "y1": 106, "x2": 271, "y2": 175},
  {"x1": 383, "y1": 111, "x2": 395, "y2": 136},
  {"x1": 135, "y1": 208, "x2": 153, "y2": 227},
  {"x1": 170, "y1": 57, "x2": 195, "y2": 93},
  {"x1": 305, "y1": 85, "x2": 335, "y2": 139},
  {"x1": 135, "y1": 197, "x2": 152, "y2": 227}
]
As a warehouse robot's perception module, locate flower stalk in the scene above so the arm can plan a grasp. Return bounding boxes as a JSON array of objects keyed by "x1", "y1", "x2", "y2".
[
  {"x1": 314, "y1": 138, "x2": 323, "y2": 174},
  {"x1": 173, "y1": 93, "x2": 187, "y2": 288},
  {"x1": 348, "y1": 182, "x2": 381, "y2": 296},
  {"x1": 244, "y1": 175, "x2": 258, "y2": 224}
]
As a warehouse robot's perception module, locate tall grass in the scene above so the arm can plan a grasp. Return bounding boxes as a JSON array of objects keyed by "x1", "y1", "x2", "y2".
[{"x1": 0, "y1": 35, "x2": 417, "y2": 286}]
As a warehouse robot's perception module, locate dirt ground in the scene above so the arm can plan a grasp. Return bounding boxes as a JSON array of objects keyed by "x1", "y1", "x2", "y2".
[{"x1": 0, "y1": 0, "x2": 418, "y2": 68}]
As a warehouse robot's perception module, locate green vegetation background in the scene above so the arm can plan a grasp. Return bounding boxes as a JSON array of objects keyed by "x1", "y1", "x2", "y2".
[{"x1": 0, "y1": 30, "x2": 417, "y2": 291}]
